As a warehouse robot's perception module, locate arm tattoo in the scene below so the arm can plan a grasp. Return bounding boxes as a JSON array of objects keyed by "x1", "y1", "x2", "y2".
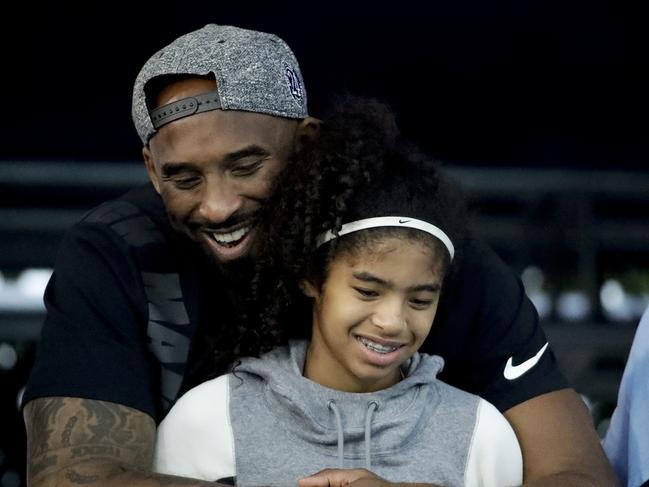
[
  {"x1": 30, "y1": 455, "x2": 58, "y2": 479},
  {"x1": 65, "y1": 469, "x2": 101, "y2": 484},
  {"x1": 81, "y1": 399, "x2": 134, "y2": 445},
  {"x1": 26, "y1": 397, "x2": 156, "y2": 483},
  {"x1": 28, "y1": 398, "x2": 65, "y2": 479},
  {"x1": 29, "y1": 397, "x2": 65, "y2": 458},
  {"x1": 62, "y1": 416, "x2": 78, "y2": 447},
  {"x1": 27, "y1": 398, "x2": 220, "y2": 485}
]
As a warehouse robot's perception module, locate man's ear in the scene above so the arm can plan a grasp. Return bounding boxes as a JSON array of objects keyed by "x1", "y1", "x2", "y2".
[
  {"x1": 299, "y1": 279, "x2": 319, "y2": 299},
  {"x1": 142, "y1": 145, "x2": 161, "y2": 194},
  {"x1": 294, "y1": 117, "x2": 321, "y2": 151}
]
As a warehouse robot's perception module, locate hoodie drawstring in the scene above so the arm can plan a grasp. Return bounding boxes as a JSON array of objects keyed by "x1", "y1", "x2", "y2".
[
  {"x1": 364, "y1": 401, "x2": 378, "y2": 470},
  {"x1": 328, "y1": 400, "x2": 345, "y2": 468},
  {"x1": 328, "y1": 400, "x2": 379, "y2": 470}
]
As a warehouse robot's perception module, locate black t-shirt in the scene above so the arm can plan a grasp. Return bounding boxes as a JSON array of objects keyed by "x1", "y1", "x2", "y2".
[{"x1": 23, "y1": 183, "x2": 567, "y2": 421}]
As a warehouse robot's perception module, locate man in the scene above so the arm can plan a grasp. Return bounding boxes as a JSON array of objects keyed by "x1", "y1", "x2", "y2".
[{"x1": 23, "y1": 24, "x2": 616, "y2": 487}]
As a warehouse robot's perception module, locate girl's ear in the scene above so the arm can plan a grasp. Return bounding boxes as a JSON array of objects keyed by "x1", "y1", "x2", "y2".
[{"x1": 299, "y1": 279, "x2": 319, "y2": 298}]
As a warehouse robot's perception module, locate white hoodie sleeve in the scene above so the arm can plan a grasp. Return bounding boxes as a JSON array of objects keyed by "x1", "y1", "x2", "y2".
[
  {"x1": 464, "y1": 398, "x2": 523, "y2": 487},
  {"x1": 153, "y1": 374, "x2": 236, "y2": 482}
]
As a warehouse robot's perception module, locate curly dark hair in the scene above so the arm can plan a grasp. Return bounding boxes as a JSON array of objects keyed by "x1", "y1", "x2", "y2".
[{"x1": 183, "y1": 95, "x2": 467, "y2": 388}]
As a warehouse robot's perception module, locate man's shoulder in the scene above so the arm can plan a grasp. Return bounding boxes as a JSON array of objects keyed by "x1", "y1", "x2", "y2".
[
  {"x1": 424, "y1": 235, "x2": 568, "y2": 411},
  {"x1": 81, "y1": 183, "x2": 165, "y2": 227},
  {"x1": 434, "y1": 235, "x2": 526, "y2": 333},
  {"x1": 54, "y1": 182, "x2": 191, "y2": 289},
  {"x1": 454, "y1": 236, "x2": 518, "y2": 287},
  {"x1": 68, "y1": 183, "x2": 178, "y2": 252}
]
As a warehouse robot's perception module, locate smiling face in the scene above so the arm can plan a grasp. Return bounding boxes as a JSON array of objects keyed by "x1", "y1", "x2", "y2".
[
  {"x1": 143, "y1": 77, "x2": 317, "y2": 265},
  {"x1": 302, "y1": 235, "x2": 446, "y2": 393}
]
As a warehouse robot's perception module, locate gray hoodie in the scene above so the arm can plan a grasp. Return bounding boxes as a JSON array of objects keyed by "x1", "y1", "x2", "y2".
[{"x1": 154, "y1": 340, "x2": 522, "y2": 486}]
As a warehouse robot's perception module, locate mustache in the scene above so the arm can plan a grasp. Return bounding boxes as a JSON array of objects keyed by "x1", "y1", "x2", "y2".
[{"x1": 191, "y1": 210, "x2": 259, "y2": 232}]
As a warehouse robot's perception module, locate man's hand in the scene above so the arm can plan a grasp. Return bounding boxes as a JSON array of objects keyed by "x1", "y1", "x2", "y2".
[
  {"x1": 298, "y1": 468, "x2": 437, "y2": 487},
  {"x1": 24, "y1": 397, "x2": 219, "y2": 487}
]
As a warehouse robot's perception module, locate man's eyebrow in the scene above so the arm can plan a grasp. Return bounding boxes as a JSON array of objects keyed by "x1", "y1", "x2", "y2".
[
  {"x1": 352, "y1": 271, "x2": 440, "y2": 292},
  {"x1": 161, "y1": 162, "x2": 199, "y2": 177},
  {"x1": 223, "y1": 145, "x2": 271, "y2": 164}
]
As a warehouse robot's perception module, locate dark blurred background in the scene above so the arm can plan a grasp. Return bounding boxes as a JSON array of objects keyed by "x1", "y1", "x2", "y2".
[
  {"x1": 1, "y1": 1, "x2": 648, "y2": 168},
  {"x1": 1, "y1": 2, "x2": 648, "y2": 485}
]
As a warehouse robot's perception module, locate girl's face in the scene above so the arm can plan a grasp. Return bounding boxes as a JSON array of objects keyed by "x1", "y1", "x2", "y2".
[{"x1": 303, "y1": 236, "x2": 445, "y2": 393}]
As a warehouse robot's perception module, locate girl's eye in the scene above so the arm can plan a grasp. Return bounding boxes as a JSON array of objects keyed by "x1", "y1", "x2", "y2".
[{"x1": 354, "y1": 288, "x2": 378, "y2": 298}]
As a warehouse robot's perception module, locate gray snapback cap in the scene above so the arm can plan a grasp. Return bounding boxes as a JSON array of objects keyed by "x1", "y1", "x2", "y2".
[{"x1": 132, "y1": 24, "x2": 308, "y2": 144}]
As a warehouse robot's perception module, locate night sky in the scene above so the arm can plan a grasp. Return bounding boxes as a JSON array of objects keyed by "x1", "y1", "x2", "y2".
[{"x1": 1, "y1": 1, "x2": 646, "y2": 169}]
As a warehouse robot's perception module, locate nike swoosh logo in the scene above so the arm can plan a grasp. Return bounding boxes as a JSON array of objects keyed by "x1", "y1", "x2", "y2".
[
  {"x1": 503, "y1": 342, "x2": 549, "y2": 380},
  {"x1": 398, "y1": 219, "x2": 411, "y2": 224}
]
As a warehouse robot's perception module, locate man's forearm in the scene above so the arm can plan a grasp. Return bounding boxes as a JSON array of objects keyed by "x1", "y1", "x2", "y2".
[
  {"x1": 30, "y1": 462, "x2": 225, "y2": 487},
  {"x1": 521, "y1": 471, "x2": 618, "y2": 487},
  {"x1": 505, "y1": 390, "x2": 619, "y2": 487},
  {"x1": 25, "y1": 398, "x2": 226, "y2": 487}
]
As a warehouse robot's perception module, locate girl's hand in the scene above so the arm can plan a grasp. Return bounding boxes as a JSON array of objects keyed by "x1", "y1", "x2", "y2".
[{"x1": 298, "y1": 468, "x2": 393, "y2": 487}]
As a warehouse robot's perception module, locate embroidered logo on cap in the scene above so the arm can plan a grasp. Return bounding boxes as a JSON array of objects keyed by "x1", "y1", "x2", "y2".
[{"x1": 284, "y1": 62, "x2": 303, "y2": 102}]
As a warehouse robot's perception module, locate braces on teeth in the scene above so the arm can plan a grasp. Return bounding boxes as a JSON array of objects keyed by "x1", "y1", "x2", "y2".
[{"x1": 357, "y1": 336, "x2": 398, "y2": 354}]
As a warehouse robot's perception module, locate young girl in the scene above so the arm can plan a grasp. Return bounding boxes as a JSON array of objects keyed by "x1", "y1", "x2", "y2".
[{"x1": 153, "y1": 98, "x2": 523, "y2": 487}]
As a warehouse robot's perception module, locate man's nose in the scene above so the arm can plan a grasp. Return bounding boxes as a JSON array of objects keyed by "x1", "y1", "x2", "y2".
[
  {"x1": 370, "y1": 298, "x2": 406, "y2": 334},
  {"x1": 197, "y1": 176, "x2": 241, "y2": 224}
]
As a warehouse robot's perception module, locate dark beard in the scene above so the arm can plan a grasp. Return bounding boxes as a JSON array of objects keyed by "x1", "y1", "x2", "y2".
[
  {"x1": 200, "y1": 251, "x2": 258, "y2": 312},
  {"x1": 195, "y1": 235, "x2": 257, "y2": 277},
  {"x1": 216, "y1": 254, "x2": 256, "y2": 284},
  {"x1": 182, "y1": 251, "x2": 261, "y2": 392}
]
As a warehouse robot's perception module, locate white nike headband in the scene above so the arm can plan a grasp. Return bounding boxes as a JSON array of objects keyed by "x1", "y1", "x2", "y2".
[{"x1": 315, "y1": 216, "x2": 455, "y2": 260}]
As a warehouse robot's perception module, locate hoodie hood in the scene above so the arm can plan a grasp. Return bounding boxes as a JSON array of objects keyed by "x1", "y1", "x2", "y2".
[{"x1": 235, "y1": 340, "x2": 445, "y2": 466}]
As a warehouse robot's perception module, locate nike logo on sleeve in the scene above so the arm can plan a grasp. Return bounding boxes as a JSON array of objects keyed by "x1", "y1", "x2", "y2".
[{"x1": 503, "y1": 342, "x2": 549, "y2": 380}]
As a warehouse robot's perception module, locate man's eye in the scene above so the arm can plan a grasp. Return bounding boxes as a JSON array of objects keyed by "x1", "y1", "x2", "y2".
[
  {"x1": 173, "y1": 177, "x2": 200, "y2": 189},
  {"x1": 232, "y1": 161, "x2": 263, "y2": 177},
  {"x1": 354, "y1": 288, "x2": 379, "y2": 298}
]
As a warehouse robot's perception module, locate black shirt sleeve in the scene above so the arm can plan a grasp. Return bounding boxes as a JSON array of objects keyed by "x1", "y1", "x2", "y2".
[
  {"x1": 424, "y1": 237, "x2": 569, "y2": 412},
  {"x1": 22, "y1": 218, "x2": 158, "y2": 418}
]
